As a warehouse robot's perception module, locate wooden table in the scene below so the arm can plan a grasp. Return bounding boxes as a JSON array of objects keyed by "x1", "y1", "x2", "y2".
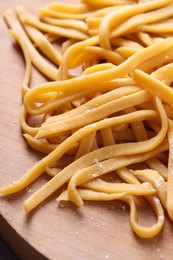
[{"x1": 1, "y1": 1, "x2": 173, "y2": 259}]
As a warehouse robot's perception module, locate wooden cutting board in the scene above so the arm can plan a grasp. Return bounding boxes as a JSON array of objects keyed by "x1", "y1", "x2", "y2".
[{"x1": 1, "y1": 1, "x2": 173, "y2": 259}]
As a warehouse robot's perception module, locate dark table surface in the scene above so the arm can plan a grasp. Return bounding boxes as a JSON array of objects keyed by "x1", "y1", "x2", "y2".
[{"x1": 0, "y1": 237, "x2": 20, "y2": 260}]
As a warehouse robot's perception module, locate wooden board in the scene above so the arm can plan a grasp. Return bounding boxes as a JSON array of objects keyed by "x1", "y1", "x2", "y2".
[{"x1": 1, "y1": 1, "x2": 173, "y2": 259}]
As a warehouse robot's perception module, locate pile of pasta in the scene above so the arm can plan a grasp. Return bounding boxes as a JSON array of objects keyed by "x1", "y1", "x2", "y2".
[{"x1": 2, "y1": 0, "x2": 173, "y2": 238}]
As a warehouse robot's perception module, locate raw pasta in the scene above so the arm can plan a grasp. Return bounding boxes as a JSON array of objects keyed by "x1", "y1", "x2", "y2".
[{"x1": 2, "y1": 0, "x2": 173, "y2": 238}]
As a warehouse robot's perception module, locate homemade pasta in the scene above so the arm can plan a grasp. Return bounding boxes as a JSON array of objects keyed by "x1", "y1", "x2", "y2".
[{"x1": 2, "y1": 0, "x2": 173, "y2": 238}]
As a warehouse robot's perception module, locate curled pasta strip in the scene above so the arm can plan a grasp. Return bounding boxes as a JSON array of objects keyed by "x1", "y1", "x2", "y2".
[
  {"x1": 4, "y1": 10, "x2": 58, "y2": 80},
  {"x1": 38, "y1": 8, "x2": 92, "y2": 21},
  {"x1": 24, "y1": 134, "x2": 79, "y2": 156},
  {"x1": 20, "y1": 106, "x2": 39, "y2": 136},
  {"x1": 82, "y1": 62, "x2": 115, "y2": 74},
  {"x1": 57, "y1": 190, "x2": 164, "y2": 238},
  {"x1": 109, "y1": 3, "x2": 173, "y2": 39},
  {"x1": 81, "y1": 0, "x2": 135, "y2": 7},
  {"x1": 46, "y1": 2, "x2": 92, "y2": 14},
  {"x1": 125, "y1": 107, "x2": 148, "y2": 141},
  {"x1": 126, "y1": 106, "x2": 168, "y2": 181},
  {"x1": 16, "y1": 6, "x2": 62, "y2": 66},
  {"x1": 10, "y1": 30, "x2": 31, "y2": 96},
  {"x1": 75, "y1": 131, "x2": 96, "y2": 160},
  {"x1": 57, "y1": 35, "x2": 101, "y2": 80},
  {"x1": 141, "y1": 23, "x2": 173, "y2": 34},
  {"x1": 61, "y1": 39, "x2": 77, "y2": 55},
  {"x1": 137, "y1": 47, "x2": 173, "y2": 73},
  {"x1": 20, "y1": 106, "x2": 39, "y2": 137},
  {"x1": 127, "y1": 195, "x2": 164, "y2": 238},
  {"x1": 115, "y1": 46, "x2": 139, "y2": 58},
  {"x1": 40, "y1": 16, "x2": 88, "y2": 34},
  {"x1": 100, "y1": 127, "x2": 115, "y2": 146},
  {"x1": 146, "y1": 158, "x2": 168, "y2": 181},
  {"x1": 45, "y1": 167, "x2": 62, "y2": 178},
  {"x1": 133, "y1": 170, "x2": 167, "y2": 209},
  {"x1": 167, "y1": 121, "x2": 173, "y2": 220},
  {"x1": 23, "y1": 134, "x2": 58, "y2": 154},
  {"x1": 86, "y1": 18, "x2": 102, "y2": 35},
  {"x1": 71, "y1": 46, "x2": 125, "y2": 67},
  {"x1": 99, "y1": 0, "x2": 173, "y2": 49},
  {"x1": 21, "y1": 13, "x2": 89, "y2": 41},
  {"x1": 133, "y1": 69, "x2": 173, "y2": 109},
  {"x1": 135, "y1": 32, "x2": 154, "y2": 47},
  {"x1": 81, "y1": 180, "x2": 156, "y2": 196},
  {"x1": 45, "y1": 33, "x2": 61, "y2": 43},
  {"x1": 58, "y1": 189, "x2": 126, "y2": 202},
  {"x1": 116, "y1": 167, "x2": 140, "y2": 185},
  {"x1": 152, "y1": 63, "x2": 173, "y2": 85},
  {"x1": 111, "y1": 37, "x2": 144, "y2": 49}
]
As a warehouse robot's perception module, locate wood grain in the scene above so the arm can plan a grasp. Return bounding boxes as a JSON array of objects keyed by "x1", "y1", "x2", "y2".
[{"x1": 1, "y1": 1, "x2": 173, "y2": 259}]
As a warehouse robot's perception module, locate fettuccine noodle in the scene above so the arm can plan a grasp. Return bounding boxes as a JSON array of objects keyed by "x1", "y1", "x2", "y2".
[{"x1": 2, "y1": 0, "x2": 173, "y2": 238}]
